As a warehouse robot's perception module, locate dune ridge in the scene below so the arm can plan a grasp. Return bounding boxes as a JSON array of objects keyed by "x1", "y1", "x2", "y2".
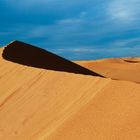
[
  {"x1": 0, "y1": 41, "x2": 140, "y2": 140},
  {"x1": 2, "y1": 40, "x2": 103, "y2": 77}
]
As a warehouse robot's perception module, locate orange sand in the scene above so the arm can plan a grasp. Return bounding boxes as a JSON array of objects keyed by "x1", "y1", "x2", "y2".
[
  {"x1": 0, "y1": 43, "x2": 140, "y2": 140},
  {"x1": 76, "y1": 58, "x2": 140, "y2": 83}
]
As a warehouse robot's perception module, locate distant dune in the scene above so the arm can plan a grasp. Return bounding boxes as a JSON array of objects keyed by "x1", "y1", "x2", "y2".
[
  {"x1": 0, "y1": 41, "x2": 140, "y2": 140},
  {"x1": 76, "y1": 58, "x2": 140, "y2": 83}
]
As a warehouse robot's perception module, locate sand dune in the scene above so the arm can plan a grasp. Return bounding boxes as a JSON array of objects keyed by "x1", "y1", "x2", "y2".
[
  {"x1": 77, "y1": 58, "x2": 140, "y2": 83},
  {"x1": 0, "y1": 41, "x2": 140, "y2": 140}
]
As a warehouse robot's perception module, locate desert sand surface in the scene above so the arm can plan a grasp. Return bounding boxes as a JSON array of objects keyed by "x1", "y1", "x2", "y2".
[
  {"x1": 0, "y1": 41, "x2": 140, "y2": 140},
  {"x1": 76, "y1": 57, "x2": 140, "y2": 83}
]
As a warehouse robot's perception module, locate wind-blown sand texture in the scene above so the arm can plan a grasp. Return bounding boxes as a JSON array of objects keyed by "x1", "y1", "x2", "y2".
[{"x1": 0, "y1": 41, "x2": 140, "y2": 140}]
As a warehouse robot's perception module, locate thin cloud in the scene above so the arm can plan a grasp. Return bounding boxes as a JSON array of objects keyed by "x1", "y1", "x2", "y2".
[
  {"x1": 107, "y1": 0, "x2": 140, "y2": 23},
  {"x1": 57, "y1": 18, "x2": 82, "y2": 25},
  {"x1": 54, "y1": 48, "x2": 98, "y2": 53}
]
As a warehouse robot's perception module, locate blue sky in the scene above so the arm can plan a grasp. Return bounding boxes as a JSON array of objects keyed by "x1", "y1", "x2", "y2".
[{"x1": 0, "y1": 0, "x2": 140, "y2": 60}]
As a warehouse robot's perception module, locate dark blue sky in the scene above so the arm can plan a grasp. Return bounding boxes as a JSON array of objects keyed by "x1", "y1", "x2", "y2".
[{"x1": 0, "y1": 0, "x2": 140, "y2": 60}]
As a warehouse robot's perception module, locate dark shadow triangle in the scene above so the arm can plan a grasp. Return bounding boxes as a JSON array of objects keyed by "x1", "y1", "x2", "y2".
[{"x1": 2, "y1": 40, "x2": 104, "y2": 77}]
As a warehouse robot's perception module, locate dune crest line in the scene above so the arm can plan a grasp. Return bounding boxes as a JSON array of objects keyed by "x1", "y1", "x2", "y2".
[{"x1": 2, "y1": 40, "x2": 103, "y2": 77}]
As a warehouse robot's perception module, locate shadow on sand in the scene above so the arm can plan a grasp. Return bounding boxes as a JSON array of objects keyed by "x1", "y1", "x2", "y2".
[{"x1": 2, "y1": 40, "x2": 103, "y2": 77}]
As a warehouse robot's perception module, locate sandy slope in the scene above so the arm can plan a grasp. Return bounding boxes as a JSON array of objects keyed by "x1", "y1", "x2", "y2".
[
  {"x1": 0, "y1": 46, "x2": 140, "y2": 140},
  {"x1": 0, "y1": 49, "x2": 109, "y2": 140},
  {"x1": 47, "y1": 80, "x2": 140, "y2": 140},
  {"x1": 76, "y1": 58, "x2": 140, "y2": 83}
]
